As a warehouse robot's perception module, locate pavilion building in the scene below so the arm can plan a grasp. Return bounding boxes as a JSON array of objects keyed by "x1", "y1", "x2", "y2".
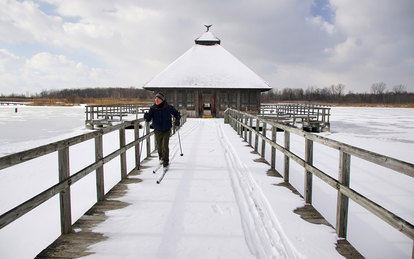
[{"x1": 143, "y1": 25, "x2": 271, "y2": 118}]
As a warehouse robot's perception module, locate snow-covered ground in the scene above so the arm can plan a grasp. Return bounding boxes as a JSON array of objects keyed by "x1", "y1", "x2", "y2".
[{"x1": 0, "y1": 106, "x2": 413, "y2": 258}]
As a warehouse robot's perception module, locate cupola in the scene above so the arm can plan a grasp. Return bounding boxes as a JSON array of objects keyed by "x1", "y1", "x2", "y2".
[{"x1": 195, "y1": 25, "x2": 221, "y2": 45}]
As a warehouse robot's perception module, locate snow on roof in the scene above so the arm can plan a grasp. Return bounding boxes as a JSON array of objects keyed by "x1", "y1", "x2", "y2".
[
  {"x1": 144, "y1": 44, "x2": 271, "y2": 90},
  {"x1": 144, "y1": 27, "x2": 271, "y2": 91},
  {"x1": 195, "y1": 31, "x2": 221, "y2": 45}
]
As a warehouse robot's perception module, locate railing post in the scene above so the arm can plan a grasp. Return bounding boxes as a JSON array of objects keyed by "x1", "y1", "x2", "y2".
[
  {"x1": 271, "y1": 126, "x2": 276, "y2": 170},
  {"x1": 249, "y1": 117, "x2": 253, "y2": 147},
  {"x1": 254, "y1": 118, "x2": 259, "y2": 153},
  {"x1": 236, "y1": 111, "x2": 239, "y2": 130},
  {"x1": 146, "y1": 122, "x2": 151, "y2": 158},
  {"x1": 284, "y1": 131, "x2": 290, "y2": 182},
  {"x1": 233, "y1": 111, "x2": 237, "y2": 130},
  {"x1": 305, "y1": 138, "x2": 313, "y2": 204},
  {"x1": 119, "y1": 128, "x2": 127, "y2": 179},
  {"x1": 91, "y1": 107, "x2": 95, "y2": 130},
  {"x1": 58, "y1": 147, "x2": 72, "y2": 234},
  {"x1": 336, "y1": 151, "x2": 351, "y2": 238},
  {"x1": 134, "y1": 121, "x2": 140, "y2": 169},
  {"x1": 244, "y1": 115, "x2": 248, "y2": 142},
  {"x1": 237, "y1": 113, "x2": 242, "y2": 136},
  {"x1": 95, "y1": 135, "x2": 104, "y2": 201},
  {"x1": 261, "y1": 122, "x2": 267, "y2": 158},
  {"x1": 234, "y1": 111, "x2": 238, "y2": 133}
]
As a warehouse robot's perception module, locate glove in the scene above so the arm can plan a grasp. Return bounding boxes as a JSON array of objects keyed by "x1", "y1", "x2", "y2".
[
  {"x1": 174, "y1": 119, "x2": 180, "y2": 127},
  {"x1": 144, "y1": 112, "x2": 151, "y2": 122}
]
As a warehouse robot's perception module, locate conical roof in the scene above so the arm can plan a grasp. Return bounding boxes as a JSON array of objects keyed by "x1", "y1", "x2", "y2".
[{"x1": 143, "y1": 27, "x2": 271, "y2": 91}]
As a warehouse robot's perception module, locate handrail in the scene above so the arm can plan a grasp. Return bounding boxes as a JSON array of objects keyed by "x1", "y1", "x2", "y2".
[
  {"x1": 224, "y1": 108, "x2": 414, "y2": 243},
  {"x1": 0, "y1": 110, "x2": 187, "y2": 233}
]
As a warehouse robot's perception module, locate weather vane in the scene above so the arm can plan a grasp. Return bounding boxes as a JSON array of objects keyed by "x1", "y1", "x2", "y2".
[{"x1": 205, "y1": 24, "x2": 212, "y2": 32}]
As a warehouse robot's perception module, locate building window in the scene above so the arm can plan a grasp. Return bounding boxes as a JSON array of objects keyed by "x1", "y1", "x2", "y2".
[
  {"x1": 219, "y1": 92, "x2": 228, "y2": 110},
  {"x1": 187, "y1": 92, "x2": 195, "y2": 110},
  {"x1": 177, "y1": 92, "x2": 182, "y2": 108},
  {"x1": 241, "y1": 92, "x2": 249, "y2": 104},
  {"x1": 229, "y1": 92, "x2": 237, "y2": 109}
]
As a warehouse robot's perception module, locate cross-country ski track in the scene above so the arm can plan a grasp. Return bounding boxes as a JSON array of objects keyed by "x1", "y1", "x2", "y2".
[{"x1": 80, "y1": 118, "x2": 343, "y2": 259}]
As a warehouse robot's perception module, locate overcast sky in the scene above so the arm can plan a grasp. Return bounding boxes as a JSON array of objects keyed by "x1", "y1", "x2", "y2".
[{"x1": 0, "y1": 0, "x2": 413, "y2": 95}]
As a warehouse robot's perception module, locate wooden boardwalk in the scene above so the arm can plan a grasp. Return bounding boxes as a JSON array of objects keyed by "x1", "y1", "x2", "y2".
[
  {"x1": 36, "y1": 176, "x2": 142, "y2": 258},
  {"x1": 34, "y1": 118, "x2": 363, "y2": 258},
  {"x1": 35, "y1": 162, "x2": 362, "y2": 258},
  {"x1": 1, "y1": 111, "x2": 412, "y2": 258}
]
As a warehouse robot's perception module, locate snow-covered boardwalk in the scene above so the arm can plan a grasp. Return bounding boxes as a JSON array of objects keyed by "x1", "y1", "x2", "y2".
[{"x1": 38, "y1": 118, "x2": 346, "y2": 259}]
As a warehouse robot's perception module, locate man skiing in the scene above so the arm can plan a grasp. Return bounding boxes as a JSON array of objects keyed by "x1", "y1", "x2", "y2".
[{"x1": 144, "y1": 92, "x2": 181, "y2": 170}]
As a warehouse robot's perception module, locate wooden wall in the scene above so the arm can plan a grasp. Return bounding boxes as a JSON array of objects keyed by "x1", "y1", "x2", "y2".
[{"x1": 151, "y1": 88, "x2": 261, "y2": 118}]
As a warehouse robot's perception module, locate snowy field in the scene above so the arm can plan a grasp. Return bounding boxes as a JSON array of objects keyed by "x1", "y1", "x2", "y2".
[{"x1": 0, "y1": 105, "x2": 413, "y2": 258}]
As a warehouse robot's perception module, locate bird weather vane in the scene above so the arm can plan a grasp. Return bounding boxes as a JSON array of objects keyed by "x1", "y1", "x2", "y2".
[{"x1": 205, "y1": 24, "x2": 212, "y2": 32}]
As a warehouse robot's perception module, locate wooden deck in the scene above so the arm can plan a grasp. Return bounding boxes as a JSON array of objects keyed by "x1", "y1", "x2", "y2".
[
  {"x1": 260, "y1": 103, "x2": 331, "y2": 132},
  {"x1": 85, "y1": 103, "x2": 151, "y2": 129},
  {"x1": 1, "y1": 110, "x2": 413, "y2": 258},
  {"x1": 36, "y1": 165, "x2": 363, "y2": 259},
  {"x1": 36, "y1": 175, "x2": 142, "y2": 258}
]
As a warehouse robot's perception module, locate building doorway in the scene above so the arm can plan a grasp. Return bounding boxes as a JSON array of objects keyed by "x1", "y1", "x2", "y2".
[{"x1": 201, "y1": 93, "x2": 212, "y2": 117}]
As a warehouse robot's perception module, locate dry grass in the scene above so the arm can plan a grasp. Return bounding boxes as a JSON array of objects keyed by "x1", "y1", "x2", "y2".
[
  {"x1": 84, "y1": 98, "x2": 152, "y2": 106},
  {"x1": 0, "y1": 98, "x2": 153, "y2": 106},
  {"x1": 1, "y1": 97, "x2": 413, "y2": 108},
  {"x1": 331, "y1": 102, "x2": 414, "y2": 108},
  {"x1": 265, "y1": 100, "x2": 414, "y2": 108}
]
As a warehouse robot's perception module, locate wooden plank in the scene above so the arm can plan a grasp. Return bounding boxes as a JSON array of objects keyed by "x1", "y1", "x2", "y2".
[
  {"x1": 246, "y1": 112, "x2": 414, "y2": 178},
  {"x1": 304, "y1": 139, "x2": 313, "y2": 204},
  {"x1": 255, "y1": 118, "x2": 259, "y2": 153},
  {"x1": 1, "y1": 132, "x2": 149, "y2": 230},
  {"x1": 134, "y1": 121, "x2": 140, "y2": 170},
  {"x1": 243, "y1": 115, "x2": 248, "y2": 142},
  {"x1": 340, "y1": 185, "x2": 414, "y2": 240},
  {"x1": 58, "y1": 147, "x2": 72, "y2": 234},
  {"x1": 95, "y1": 136, "x2": 104, "y2": 201},
  {"x1": 0, "y1": 131, "x2": 98, "y2": 170},
  {"x1": 336, "y1": 151, "x2": 350, "y2": 238},
  {"x1": 249, "y1": 117, "x2": 253, "y2": 147},
  {"x1": 0, "y1": 119, "x2": 141, "y2": 171},
  {"x1": 0, "y1": 179, "x2": 71, "y2": 229},
  {"x1": 146, "y1": 123, "x2": 151, "y2": 158},
  {"x1": 271, "y1": 126, "x2": 276, "y2": 170},
  {"x1": 119, "y1": 128, "x2": 127, "y2": 179},
  {"x1": 284, "y1": 131, "x2": 290, "y2": 182},
  {"x1": 261, "y1": 122, "x2": 267, "y2": 158}
]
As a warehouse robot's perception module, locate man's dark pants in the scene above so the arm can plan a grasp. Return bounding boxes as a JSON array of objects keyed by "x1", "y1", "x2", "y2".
[{"x1": 154, "y1": 130, "x2": 171, "y2": 167}]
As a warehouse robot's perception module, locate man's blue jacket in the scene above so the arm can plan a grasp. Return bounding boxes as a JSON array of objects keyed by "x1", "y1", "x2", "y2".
[{"x1": 145, "y1": 101, "x2": 180, "y2": 132}]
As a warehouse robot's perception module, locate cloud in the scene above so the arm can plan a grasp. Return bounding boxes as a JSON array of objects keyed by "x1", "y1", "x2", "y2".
[
  {"x1": 0, "y1": 0, "x2": 413, "y2": 95},
  {"x1": 0, "y1": 50, "x2": 118, "y2": 94}
]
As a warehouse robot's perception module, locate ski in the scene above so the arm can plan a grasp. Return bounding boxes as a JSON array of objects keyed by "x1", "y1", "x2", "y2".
[
  {"x1": 153, "y1": 164, "x2": 162, "y2": 174},
  {"x1": 156, "y1": 167, "x2": 169, "y2": 184}
]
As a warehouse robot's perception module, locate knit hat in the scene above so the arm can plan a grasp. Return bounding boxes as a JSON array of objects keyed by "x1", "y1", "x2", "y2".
[{"x1": 155, "y1": 92, "x2": 166, "y2": 101}]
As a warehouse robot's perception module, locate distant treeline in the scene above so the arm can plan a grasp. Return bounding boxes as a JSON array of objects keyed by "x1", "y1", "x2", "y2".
[
  {"x1": 2, "y1": 83, "x2": 413, "y2": 105},
  {"x1": 261, "y1": 83, "x2": 414, "y2": 104},
  {"x1": 1, "y1": 87, "x2": 154, "y2": 99}
]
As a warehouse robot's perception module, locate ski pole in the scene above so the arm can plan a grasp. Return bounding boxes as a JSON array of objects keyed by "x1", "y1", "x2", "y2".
[
  {"x1": 138, "y1": 122, "x2": 146, "y2": 169},
  {"x1": 177, "y1": 129, "x2": 183, "y2": 156}
]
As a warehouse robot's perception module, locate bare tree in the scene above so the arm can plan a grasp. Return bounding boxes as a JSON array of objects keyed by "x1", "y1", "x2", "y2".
[
  {"x1": 370, "y1": 82, "x2": 387, "y2": 94},
  {"x1": 330, "y1": 84, "x2": 346, "y2": 99},
  {"x1": 392, "y1": 84, "x2": 407, "y2": 94}
]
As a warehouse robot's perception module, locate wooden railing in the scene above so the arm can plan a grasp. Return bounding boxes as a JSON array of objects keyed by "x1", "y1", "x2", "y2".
[
  {"x1": 260, "y1": 103, "x2": 331, "y2": 132},
  {"x1": 0, "y1": 112, "x2": 186, "y2": 234},
  {"x1": 224, "y1": 108, "x2": 414, "y2": 248},
  {"x1": 85, "y1": 103, "x2": 152, "y2": 129}
]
